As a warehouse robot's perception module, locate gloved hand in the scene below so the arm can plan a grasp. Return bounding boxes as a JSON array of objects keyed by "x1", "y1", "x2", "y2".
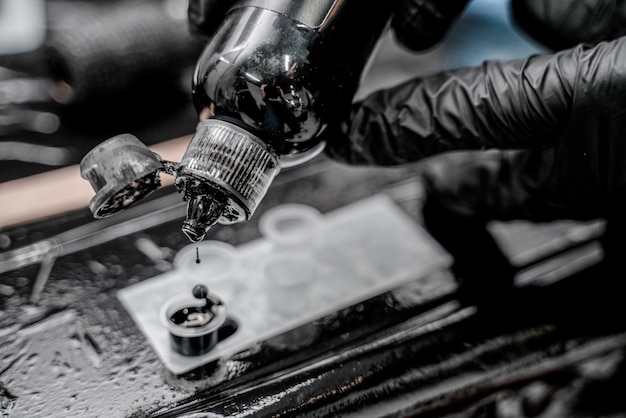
[{"x1": 323, "y1": 2, "x2": 626, "y2": 297}]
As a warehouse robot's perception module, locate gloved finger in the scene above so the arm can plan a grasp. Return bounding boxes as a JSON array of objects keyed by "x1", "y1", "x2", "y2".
[
  {"x1": 188, "y1": 0, "x2": 237, "y2": 39},
  {"x1": 419, "y1": 150, "x2": 521, "y2": 288},
  {"x1": 325, "y1": 45, "x2": 577, "y2": 165},
  {"x1": 390, "y1": 0, "x2": 471, "y2": 51},
  {"x1": 420, "y1": 150, "x2": 519, "y2": 220},
  {"x1": 418, "y1": 148, "x2": 584, "y2": 222},
  {"x1": 511, "y1": 0, "x2": 626, "y2": 51},
  {"x1": 418, "y1": 146, "x2": 607, "y2": 269}
]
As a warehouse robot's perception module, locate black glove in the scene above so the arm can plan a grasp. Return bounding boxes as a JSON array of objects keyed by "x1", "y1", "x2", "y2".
[
  {"x1": 187, "y1": 0, "x2": 235, "y2": 40},
  {"x1": 326, "y1": 34, "x2": 626, "y2": 291},
  {"x1": 390, "y1": 0, "x2": 471, "y2": 51},
  {"x1": 511, "y1": 0, "x2": 626, "y2": 51}
]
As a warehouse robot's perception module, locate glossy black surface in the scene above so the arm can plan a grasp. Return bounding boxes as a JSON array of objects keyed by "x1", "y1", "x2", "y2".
[{"x1": 2, "y1": 157, "x2": 626, "y2": 417}]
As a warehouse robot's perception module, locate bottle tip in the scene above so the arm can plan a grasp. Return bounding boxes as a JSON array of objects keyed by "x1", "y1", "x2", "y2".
[{"x1": 181, "y1": 193, "x2": 226, "y2": 242}]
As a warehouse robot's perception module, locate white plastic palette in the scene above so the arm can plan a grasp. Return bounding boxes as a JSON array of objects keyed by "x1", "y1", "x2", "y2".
[{"x1": 117, "y1": 194, "x2": 452, "y2": 374}]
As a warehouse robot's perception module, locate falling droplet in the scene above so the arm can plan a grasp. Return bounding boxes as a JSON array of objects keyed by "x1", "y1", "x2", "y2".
[{"x1": 195, "y1": 247, "x2": 201, "y2": 264}]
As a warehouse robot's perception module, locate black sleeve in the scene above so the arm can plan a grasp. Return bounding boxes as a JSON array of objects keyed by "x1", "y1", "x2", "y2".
[{"x1": 391, "y1": 0, "x2": 472, "y2": 51}]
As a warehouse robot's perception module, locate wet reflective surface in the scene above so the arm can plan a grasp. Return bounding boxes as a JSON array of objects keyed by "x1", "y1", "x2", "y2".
[
  {"x1": 3, "y1": 153, "x2": 626, "y2": 417},
  {"x1": 0, "y1": 156, "x2": 446, "y2": 416}
]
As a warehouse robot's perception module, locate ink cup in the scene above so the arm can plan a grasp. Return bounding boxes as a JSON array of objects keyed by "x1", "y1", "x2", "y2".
[
  {"x1": 174, "y1": 240, "x2": 239, "y2": 301},
  {"x1": 259, "y1": 203, "x2": 322, "y2": 250},
  {"x1": 162, "y1": 284, "x2": 228, "y2": 356},
  {"x1": 258, "y1": 204, "x2": 322, "y2": 314}
]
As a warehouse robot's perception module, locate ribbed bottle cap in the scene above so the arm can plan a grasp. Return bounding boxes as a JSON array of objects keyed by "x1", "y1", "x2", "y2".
[{"x1": 177, "y1": 119, "x2": 281, "y2": 233}]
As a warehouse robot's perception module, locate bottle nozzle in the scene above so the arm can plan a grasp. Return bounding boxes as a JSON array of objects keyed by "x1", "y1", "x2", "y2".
[{"x1": 182, "y1": 194, "x2": 226, "y2": 242}]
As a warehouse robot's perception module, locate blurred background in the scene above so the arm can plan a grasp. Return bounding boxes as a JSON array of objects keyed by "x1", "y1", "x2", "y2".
[{"x1": 0, "y1": 0, "x2": 204, "y2": 184}]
